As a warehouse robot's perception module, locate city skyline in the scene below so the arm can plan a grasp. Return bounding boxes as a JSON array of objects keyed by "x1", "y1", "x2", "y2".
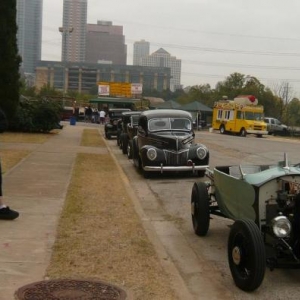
[{"x1": 41, "y1": 0, "x2": 300, "y2": 97}]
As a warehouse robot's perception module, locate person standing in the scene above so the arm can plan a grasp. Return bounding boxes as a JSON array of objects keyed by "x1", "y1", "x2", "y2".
[
  {"x1": 99, "y1": 109, "x2": 106, "y2": 124},
  {"x1": 85, "y1": 106, "x2": 93, "y2": 122},
  {"x1": 0, "y1": 161, "x2": 19, "y2": 220}
]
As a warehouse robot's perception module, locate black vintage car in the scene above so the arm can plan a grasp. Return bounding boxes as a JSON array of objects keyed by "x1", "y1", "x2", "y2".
[
  {"x1": 117, "y1": 111, "x2": 142, "y2": 157},
  {"x1": 132, "y1": 109, "x2": 209, "y2": 177},
  {"x1": 104, "y1": 108, "x2": 131, "y2": 139}
]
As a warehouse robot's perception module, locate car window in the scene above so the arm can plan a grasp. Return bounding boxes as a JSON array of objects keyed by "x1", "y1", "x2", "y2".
[
  {"x1": 148, "y1": 118, "x2": 171, "y2": 131},
  {"x1": 170, "y1": 118, "x2": 191, "y2": 130},
  {"x1": 148, "y1": 117, "x2": 191, "y2": 131}
]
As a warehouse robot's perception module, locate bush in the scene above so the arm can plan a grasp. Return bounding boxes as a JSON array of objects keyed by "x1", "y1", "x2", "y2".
[
  {"x1": 0, "y1": 108, "x2": 8, "y2": 133},
  {"x1": 9, "y1": 99, "x2": 63, "y2": 133}
]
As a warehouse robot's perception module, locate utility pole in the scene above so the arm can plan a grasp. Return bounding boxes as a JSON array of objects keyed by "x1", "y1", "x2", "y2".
[{"x1": 59, "y1": 26, "x2": 74, "y2": 96}]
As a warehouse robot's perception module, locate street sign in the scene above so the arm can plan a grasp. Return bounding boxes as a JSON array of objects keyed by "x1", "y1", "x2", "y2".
[
  {"x1": 98, "y1": 84, "x2": 110, "y2": 96},
  {"x1": 131, "y1": 83, "x2": 143, "y2": 95}
]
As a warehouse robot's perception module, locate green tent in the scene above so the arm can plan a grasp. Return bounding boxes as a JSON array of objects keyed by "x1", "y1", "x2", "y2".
[
  {"x1": 179, "y1": 101, "x2": 213, "y2": 129},
  {"x1": 179, "y1": 101, "x2": 212, "y2": 112},
  {"x1": 152, "y1": 100, "x2": 181, "y2": 109}
]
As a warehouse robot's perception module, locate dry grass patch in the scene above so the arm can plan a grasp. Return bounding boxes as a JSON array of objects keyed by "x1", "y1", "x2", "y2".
[
  {"x1": 47, "y1": 152, "x2": 178, "y2": 300},
  {"x1": 0, "y1": 131, "x2": 57, "y2": 173},
  {"x1": 1, "y1": 149, "x2": 30, "y2": 173},
  {"x1": 80, "y1": 129, "x2": 106, "y2": 147},
  {"x1": 0, "y1": 131, "x2": 59, "y2": 144}
]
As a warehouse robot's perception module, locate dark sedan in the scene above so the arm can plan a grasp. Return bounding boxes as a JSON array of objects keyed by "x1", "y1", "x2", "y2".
[{"x1": 132, "y1": 109, "x2": 209, "y2": 177}]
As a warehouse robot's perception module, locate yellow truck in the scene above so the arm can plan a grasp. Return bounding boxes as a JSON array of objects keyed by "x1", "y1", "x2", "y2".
[{"x1": 212, "y1": 95, "x2": 268, "y2": 137}]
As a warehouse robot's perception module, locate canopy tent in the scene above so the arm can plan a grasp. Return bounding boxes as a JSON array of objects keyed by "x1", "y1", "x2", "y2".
[
  {"x1": 151, "y1": 100, "x2": 181, "y2": 109},
  {"x1": 179, "y1": 101, "x2": 213, "y2": 130},
  {"x1": 179, "y1": 101, "x2": 212, "y2": 112}
]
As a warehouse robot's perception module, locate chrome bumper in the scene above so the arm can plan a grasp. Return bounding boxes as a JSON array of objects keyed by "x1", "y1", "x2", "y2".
[
  {"x1": 143, "y1": 164, "x2": 209, "y2": 173},
  {"x1": 247, "y1": 130, "x2": 268, "y2": 135}
]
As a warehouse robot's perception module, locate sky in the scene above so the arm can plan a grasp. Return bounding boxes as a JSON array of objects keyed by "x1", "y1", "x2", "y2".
[{"x1": 42, "y1": 0, "x2": 300, "y2": 98}]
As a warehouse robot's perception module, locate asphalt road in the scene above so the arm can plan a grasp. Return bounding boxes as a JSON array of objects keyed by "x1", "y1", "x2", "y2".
[{"x1": 107, "y1": 131, "x2": 300, "y2": 300}]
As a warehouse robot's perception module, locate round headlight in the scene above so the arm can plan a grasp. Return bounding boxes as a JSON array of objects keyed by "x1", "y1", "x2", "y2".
[
  {"x1": 147, "y1": 148, "x2": 157, "y2": 161},
  {"x1": 271, "y1": 216, "x2": 292, "y2": 238},
  {"x1": 196, "y1": 147, "x2": 207, "y2": 160}
]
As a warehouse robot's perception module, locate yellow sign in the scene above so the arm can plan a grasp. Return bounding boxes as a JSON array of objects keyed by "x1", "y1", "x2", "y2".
[{"x1": 98, "y1": 82, "x2": 132, "y2": 98}]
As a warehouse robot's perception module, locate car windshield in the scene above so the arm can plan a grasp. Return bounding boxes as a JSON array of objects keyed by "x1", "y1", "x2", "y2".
[
  {"x1": 148, "y1": 118, "x2": 191, "y2": 131},
  {"x1": 109, "y1": 112, "x2": 125, "y2": 118},
  {"x1": 131, "y1": 115, "x2": 140, "y2": 125},
  {"x1": 244, "y1": 111, "x2": 264, "y2": 121}
]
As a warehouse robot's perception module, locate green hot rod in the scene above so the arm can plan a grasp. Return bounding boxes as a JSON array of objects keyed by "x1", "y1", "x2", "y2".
[{"x1": 191, "y1": 153, "x2": 300, "y2": 291}]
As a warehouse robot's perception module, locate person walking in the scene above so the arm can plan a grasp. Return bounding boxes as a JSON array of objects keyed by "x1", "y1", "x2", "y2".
[{"x1": 99, "y1": 109, "x2": 106, "y2": 125}]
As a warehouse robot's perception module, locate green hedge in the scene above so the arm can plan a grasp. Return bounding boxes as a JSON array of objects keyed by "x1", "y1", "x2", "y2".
[{"x1": 9, "y1": 99, "x2": 63, "y2": 133}]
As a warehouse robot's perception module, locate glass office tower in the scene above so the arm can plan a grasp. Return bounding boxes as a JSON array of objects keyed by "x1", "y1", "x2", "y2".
[
  {"x1": 16, "y1": 0, "x2": 43, "y2": 74},
  {"x1": 62, "y1": 0, "x2": 87, "y2": 62}
]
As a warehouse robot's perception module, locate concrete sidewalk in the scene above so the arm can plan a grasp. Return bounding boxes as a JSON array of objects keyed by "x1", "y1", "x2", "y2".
[{"x1": 0, "y1": 122, "x2": 107, "y2": 300}]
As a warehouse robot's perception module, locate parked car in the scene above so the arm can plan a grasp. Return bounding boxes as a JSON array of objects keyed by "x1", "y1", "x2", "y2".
[
  {"x1": 117, "y1": 111, "x2": 142, "y2": 157},
  {"x1": 104, "y1": 108, "x2": 131, "y2": 139},
  {"x1": 132, "y1": 109, "x2": 209, "y2": 178},
  {"x1": 264, "y1": 117, "x2": 288, "y2": 135},
  {"x1": 191, "y1": 152, "x2": 300, "y2": 291}
]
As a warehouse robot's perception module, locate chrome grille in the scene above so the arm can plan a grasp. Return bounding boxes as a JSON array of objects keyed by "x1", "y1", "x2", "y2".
[{"x1": 164, "y1": 150, "x2": 189, "y2": 166}]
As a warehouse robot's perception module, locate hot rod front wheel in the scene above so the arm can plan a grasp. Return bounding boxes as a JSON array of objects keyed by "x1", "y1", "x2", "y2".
[
  {"x1": 191, "y1": 182, "x2": 210, "y2": 236},
  {"x1": 228, "y1": 219, "x2": 266, "y2": 292}
]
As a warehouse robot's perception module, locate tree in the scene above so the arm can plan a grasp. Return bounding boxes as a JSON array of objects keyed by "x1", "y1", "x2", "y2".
[
  {"x1": 271, "y1": 82, "x2": 295, "y2": 124},
  {"x1": 214, "y1": 73, "x2": 246, "y2": 99},
  {"x1": 286, "y1": 98, "x2": 300, "y2": 126},
  {"x1": 0, "y1": 0, "x2": 21, "y2": 120}
]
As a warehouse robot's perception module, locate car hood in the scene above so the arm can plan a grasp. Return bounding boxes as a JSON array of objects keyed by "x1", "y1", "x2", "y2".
[{"x1": 147, "y1": 131, "x2": 194, "y2": 150}]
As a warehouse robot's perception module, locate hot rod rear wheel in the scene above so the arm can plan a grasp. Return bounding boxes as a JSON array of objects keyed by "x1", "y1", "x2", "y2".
[
  {"x1": 228, "y1": 219, "x2": 266, "y2": 292},
  {"x1": 191, "y1": 182, "x2": 210, "y2": 236}
]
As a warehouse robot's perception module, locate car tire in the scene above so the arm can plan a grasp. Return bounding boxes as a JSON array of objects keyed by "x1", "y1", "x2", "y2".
[
  {"x1": 197, "y1": 170, "x2": 206, "y2": 177},
  {"x1": 143, "y1": 169, "x2": 151, "y2": 179},
  {"x1": 132, "y1": 140, "x2": 142, "y2": 170},
  {"x1": 122, "y1": 136, "x2": 128, "y2": 155},
  {"x1": 116, "y1": 130, "x2": 121, "y2": 146},
  {"x1": 127, "y1": 140, "x2": 133, "y2": 159},
  {"x1": 191, "y1": 182, "x2": 210, "y2": 236},
  {"x1": 220, "y1": 125, "x2": 225, "y2": 134},
  {"x1": 228, "y1": 219, "x2": 266, "y2": 292},
  {"x1": 239, "y1": 128, "x2": 247, "y2": 137}
]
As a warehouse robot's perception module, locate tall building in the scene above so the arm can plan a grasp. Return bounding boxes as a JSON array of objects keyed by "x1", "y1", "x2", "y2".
[
  {"x1": 16, "y1": 0, "x2": 43, "y2": 74},
  {"x1": 133, "y1": 40, "x2": 150, "y2": 65},
  {"x1": 140, "y1": 48, "x2": 181, "y2": 91},
  {"x1": 86, "y1": 21, "x2": 127, "y2": 65},
  {"x1": 61, "y1": 0, "x2": 87, "y2": 62}
]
